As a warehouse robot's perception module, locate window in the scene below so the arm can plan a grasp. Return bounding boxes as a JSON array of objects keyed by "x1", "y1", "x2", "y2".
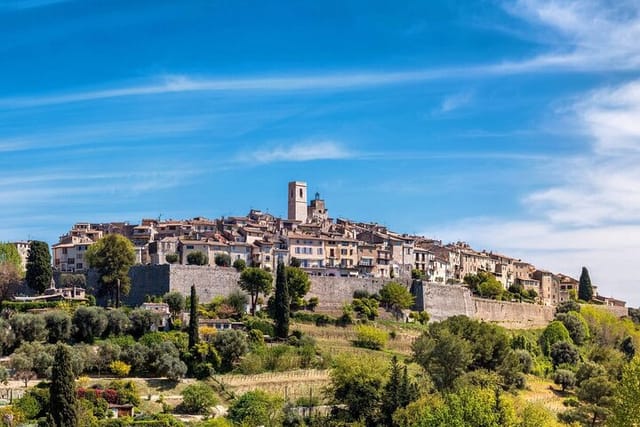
[
  {"x1": 299, "y1": 188, "x2": 303, "y2": 198},
  {"x1": 76, "y1": 263, "x2": 83, "y2": 269},
  {"x1": 341, "y1": 249, "x2": 347, "y2": 255},
  {"x1": 317, "y1": 248, "x2": 323, "y2": 255},
  {"x1": 295, "y1": 247, "x2": 301, "y2": 254},
  {"x1": 186, "y1": 245, "x2": 194, "y2": 249}
]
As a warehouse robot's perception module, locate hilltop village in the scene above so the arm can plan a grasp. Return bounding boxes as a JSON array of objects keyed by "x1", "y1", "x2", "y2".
[{"x1": 10, "y1": 181, "x2": 620, "y2": 309}]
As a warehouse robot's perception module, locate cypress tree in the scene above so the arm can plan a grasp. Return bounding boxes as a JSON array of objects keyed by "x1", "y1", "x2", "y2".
[
  {"x1": 188, "y1": 285, "x2": 199, "y2": 351},
  {"x1": 50, "y1": 344, "x2": 78, "y2": 427},
  {"x1": 381, "y1": 355, "x2": 402, "y2": 425},
  {"x1": 274, "y1": 261, "x2": 290, "y2": 339},
  {"x1": 578, "y1": 266, "x2": 593, "y2": 302},
  {"x1": 25, "y1": 240, "x2": 52, "y2": 294}
]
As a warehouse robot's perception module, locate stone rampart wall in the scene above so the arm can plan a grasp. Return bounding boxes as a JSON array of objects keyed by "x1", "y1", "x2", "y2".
[
  {"x1": 117, "y1": 266, "x2": 627, "y2": 329},
  {"x1": 417, "y1": 283, "x2": 475, "y2": 321},
  {"x1": 473, "y1": 298, "x2": 555, "y2": 329}
]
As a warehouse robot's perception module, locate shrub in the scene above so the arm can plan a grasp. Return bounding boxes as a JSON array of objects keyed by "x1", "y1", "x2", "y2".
[
  {"x1": 354, "y1": 325, "x2": 388, "y2": 350},
  {"x1": 180, "y1": 383, "x2": 217, "y2": 414},
  {"x1": 187, "y1": 251, "x2": 208, "y2": 266},
  {"x1": 214, "y1": 330, "x2": 249, "y2": 372},
  {"x1": 554, "y1": 369, "x2": 576, "y2": 391},
  {"x1": 539, "y1": 321, "x2": 572, "y2": 356},
  {"x1": 244, "y1": 318, "x2": 275, "y2": 337},
  {"x1": 214, "y1": 253, "x2": 231, "y2": 267},
  {"x1": 227, "y1": 390, "x2": 284, "y2": 427},
  {"x1": 232, "y1": 259, "x2": 246, "y2": 272},
  {"x1": 306, "y1": 297, "x2": 319, "y2": 311},
  {"x1": 109, "y1": 361, "x2": 131, "y2": 377},
  {"x1": 165, "y1": 253, "x2": 179, "y2": 264}
]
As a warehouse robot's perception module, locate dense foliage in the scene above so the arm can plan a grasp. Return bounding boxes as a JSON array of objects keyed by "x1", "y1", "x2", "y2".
[
  {"x1": 25, "y1": 240, "x2": 52, "y2": 294},
  {"x1": 85, "y1": 234, "x2": 136, "y2": 307}
]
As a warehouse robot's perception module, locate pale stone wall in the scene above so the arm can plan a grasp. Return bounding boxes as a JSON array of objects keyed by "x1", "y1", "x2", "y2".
[
  {"x1": 417, "y1": 283, "x2": 475, "y2": 321},
  {"x1": 117, "y1": 266, "x2": 626, "y2": 329},
  {"x1": 473, "y1": 297, "x2": 555, "y2": 329}
]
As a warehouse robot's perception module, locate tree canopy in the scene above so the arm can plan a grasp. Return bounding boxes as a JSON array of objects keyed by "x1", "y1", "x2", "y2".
[
  {"x1": 273, "y1": 261, "x2": 290, "y2": 339},
  {"x1": 85, "y1": 234, "x2": 136, "y2": 307},
  {"x1": 50, "y1": 344, "x2": 78, "y2": 427},
  {"x1": 25, "y1": 241, "x2": 52, "y2": 294},
  {"x1": 579, "y1": 266, "x2": 593, "y2": 302},
  {"x1": 380, "y1": 281, "x2": 415, "y2": 315},
  {"x1": 187, "y1": 251, "x2": 208, "y2": 266},
  {"x1": 238, "y1": 267, "x2": 273, "y2": 315},
  {"x1": 0, "y1": 242, "x2": 23, "y2": 275}
]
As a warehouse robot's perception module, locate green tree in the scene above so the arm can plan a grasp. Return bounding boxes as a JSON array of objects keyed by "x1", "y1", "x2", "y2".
[
  {"x1": 478, "y1": 276, "x2": 504, "y2": 299},
  {"x1": 9, "y1": 313, "x2": 46, "y2": 345},
  {"x1": 0, "y1": 242, "x2": 22, "y2": 274},
  {"x1": 105, "y1": 309, "x2": 131, "y2": 337},
  {"x1": 554, "y1": 369, "x2": 576, "y2": 391},
  {"x1": 50, "y1": 344, "x2": 78, "y2": 427},
  {"x1": 44, "y1": 311, "x2": 72, "y2": 344},
  {"x1": 0, "y1": 318, "x2": 15, "y2": 355},
  {"x1": 556, "y1": 311, "x2": 589, "y2": 345},
  {"x1": 163, "y1": 291, "x2": 186, "y2": 317},
  {"x1": 556, "y1": 300, "x2": 581, "y2": 314},
  {"x1": 228, "y1": 390, "x2": 284, "y2": 427},
  {"x1": 238, "y1": 267, "x2": 273, "y2": 315},
  {"x1": 72, "y1": 306, "x2": 108, "y2": 344},
  {"x1": 226, "y1": 290, "x2": 248, "y2": 315},
  {"x1": 273, "y1": 261, "x2": 290, "y2": 339},
  {"x1": 576, "y1": 376, "x2": 614, "y2": 426},
  {"x1": 181, "y1": 383, "x2": 217, "y2": 414},
  {"x1": 0, "y1": 261, "x2": 22, "y2": 303},
  {"x1": 214, "y1": 253, "x2": 231, "y2": 267},
  {"x1": 381, "y1": 356, "x2": 415, "y2": 425},
  {"x1": 165, "y1": 253, "x2": 179, "y2": 264},
  {"x1": 187, "y1": 251, "x2": 208, "y2": 266},
  {"x1": 10, "y1": 353, "x2": 36, "y2": 386},
  {"x1": 412, "y1": 328, "x2": 472, "y2": 390},
  {"x1": 188, "y1": 285, "x2": 199, "y2": 351},
  {"x1": 354, "y1": 324, "x2": 388, "y2": 350},
  {"x1": 379, "y1": 281, "x2": 415, "y2": 318},
  {"x1": 610, "y1": 356, "x2": 640, "y2": 426},
  {"x1": 156, "y1": 353, "x2": 187, "y2": 382},
  {"x1": 232, "y1": 258, "x2": 246, "y2": 272},
  {"x1": 550, "y1": 341, "x2": 580, "y2": 368},
  {"x1": 538, "y1": 320, "x2": 572, "y2": 356},
  {"x1": 25, "y1": 240, "x2": 52, "y2": 294},
  {"x1": 85, "y1": 234, "x2": 136, "y2": 307},
  {"x1": 58, "y1": 273, "x2": 86, "y2": 288},
  {"x1": 327, "y1": 353, "x2": 386, "y2": 424},
  {"x1": 286, "y1": 266, "x2": 310, "y2": 307},
  {"x1": 411, "y1": 268, "x2": 425, "y2": 280},
  {"x1": 213, "y1": 330, "x2": 248, "y2": 372},
  {"x1": 579, "y1": 266, "x2": 593, "y2": 302}
]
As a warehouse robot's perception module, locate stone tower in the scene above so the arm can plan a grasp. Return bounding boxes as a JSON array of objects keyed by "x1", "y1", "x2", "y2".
[
  {"x1": 308, "y1": 192, "x2": 328, "y2": 222},
  {"x1": 288, "y1": 181, "x2": 308, "y2": 222}
]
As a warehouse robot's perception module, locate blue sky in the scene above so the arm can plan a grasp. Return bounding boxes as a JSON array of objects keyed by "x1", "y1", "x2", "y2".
[{"x1": 2, "y1": 0, "x2": 640, "y2": 304}]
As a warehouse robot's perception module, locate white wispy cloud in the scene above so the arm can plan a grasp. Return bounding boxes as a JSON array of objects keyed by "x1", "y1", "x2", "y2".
[
  {"x1": 426, "y1": 78, "x2": 640, "y2": 305},
  {"x1": 526, "y1": 80, "x2": 640, "y2": 226},
  {"x1": 243, "y1": 141, "x2": 354, "y2": 164},
  {"x1": 0, "y1": 117, "x2": 209, "y2": 153},
  {"x1": 439, "y1": 91, "x2": 474, "y2": 113},
  {"x1": 505, "y1": 0, "x2": 640, "y2": 71},
  {"x1": 0, "y1": 1, "x2": 637, "y2": 110}
]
